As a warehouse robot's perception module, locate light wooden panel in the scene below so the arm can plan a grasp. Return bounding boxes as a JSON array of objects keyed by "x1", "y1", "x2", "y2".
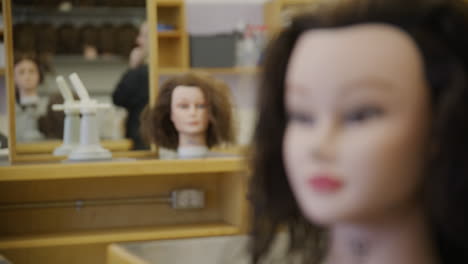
[
  {"x1": 147, "y1": 0, "x2": 159, "y2": 107},
  {"x1": 158, "y1": 38, "x2": 183, "y2": 68},
  {"x1": 0, "y1": 173, "x2": 224, "y2": 236},
  {"x1": 3, "y1": 0, "x2": 15, "y2": 162},
  {"x1": 2, "y1": 243, "x2": 106, "y2": 264},
  {"x1": 16, "y1": 139, "x2": 133, "y2": 154},
  {"x1": 0, "y1": 223, "x2": 238, "y2": 249},
  {"x1": 107, "y1": 244, "x2": 149, "y2": 264},
  {"x1": 0, "y1": 157, "x2": 245, "y2": 181},
  {"x1": 220, "y1": 172, "x2": 249, "y2": 232}
]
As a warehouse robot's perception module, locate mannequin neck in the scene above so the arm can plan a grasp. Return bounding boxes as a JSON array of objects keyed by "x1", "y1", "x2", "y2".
[
  {"x1": 178, "y1": 132, "x2": 207, "y2": 148},
  {"x1": 18, "y1": 90, "x2": 39, "y2": 105},
  {"x1": 177, "y1": 132, "x2": 208, "y2": 158},
  {"x1": 324, "y1": 206, "x2": 439, "y2": 264},
  {"x1": 19, "y1": 89, "x2": 38, "y2": 102}
]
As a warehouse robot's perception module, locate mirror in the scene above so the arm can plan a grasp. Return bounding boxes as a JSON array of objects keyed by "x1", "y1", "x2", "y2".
[
  {"x1": 11, "y1": 0, "x2": 149, "y2": 158},
  {"x1": 9, "y1": 0, "x2": 262, "y2": 162}
]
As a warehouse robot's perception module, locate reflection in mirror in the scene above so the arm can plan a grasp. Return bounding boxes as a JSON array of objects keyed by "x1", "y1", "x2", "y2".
[
  {"x1": 141, "y1": 72, "x2": 236, "y2": 159},
  {"x1": 12, "y1": 1, "x2": 148, "y2": 155}
]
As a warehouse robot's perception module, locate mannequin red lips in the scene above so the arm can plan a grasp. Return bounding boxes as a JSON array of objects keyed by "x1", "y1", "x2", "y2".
[{"x1": 308, "y1": 175, "x2": 343, "y2": 192}]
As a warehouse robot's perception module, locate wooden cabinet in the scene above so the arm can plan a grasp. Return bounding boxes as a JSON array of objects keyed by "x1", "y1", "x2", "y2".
[
  {"x1": 149, "y1": 0, "x2": 189, "y2": 71},
  {"x1": 0, "y1": 157, "x2": 248, "y2": 264}
]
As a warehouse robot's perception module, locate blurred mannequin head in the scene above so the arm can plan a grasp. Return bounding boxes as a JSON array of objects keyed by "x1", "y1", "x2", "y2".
[
  {"x1": 249, "y1": 1, "x2": 468, "y2": 263},
  {"x1": 283, "y1": 24, "x2": 430, "y2": 225},
  {"x1": 14, "y1": 55, "x2": 43, "y2": 100}
]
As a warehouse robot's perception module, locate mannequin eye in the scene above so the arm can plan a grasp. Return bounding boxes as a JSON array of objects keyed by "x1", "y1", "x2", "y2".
[
  {"x1": 196, "y1": 103, "x2": 207, "y2": 109},
  {"x1": 177, "y1": 103, "x2": 189, "y2": 109},
  {"x1": 344, "y1": 106, "x2": 383, "y2": 123},
  {"x1": 287, "y1": 111, "x2": 315, "y2": 125}
]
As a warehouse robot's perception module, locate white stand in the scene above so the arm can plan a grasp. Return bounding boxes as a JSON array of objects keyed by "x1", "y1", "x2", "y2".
[
  {"x1": 53, "y1": 109, "x2": 80, "y2": 156},
  {"x1": 177, "y1": 146, "x2": 208, "y2": 159},
  {"x1": 52, "y1": 76, "x2": 80, "y2": 156},
  {"x1": 66, "y1": 73, "x2": 112, "y2": 161},
  {"x1": 68, "y1": 108, "x2": 111, "y2": 160}
]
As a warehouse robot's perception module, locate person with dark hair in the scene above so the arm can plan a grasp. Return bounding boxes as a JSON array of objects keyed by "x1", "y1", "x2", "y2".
[
  {"x1": 14, "y1": 54, "x2": 46, "y2": 141},
  {"x1": 115, "y1": 23, "x2": 139, "y2": 58},
  {"x1": 112, "y1": 21, "x2": 148, "y2": 150},
  {"x1": 249, "y1": 0, "x2": 468, "y2": 263},
  {"x1": 38, "y1": 93, "x2": 71, "y2": 139},
  {"x1": 140, "y1": 72, "x2": 235, "y2": 158}
]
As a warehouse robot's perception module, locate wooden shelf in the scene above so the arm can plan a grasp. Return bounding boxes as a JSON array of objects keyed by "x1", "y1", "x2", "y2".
[
  {"x1": 282, "y1": 0, "x2": 316, "y2": 5},
  {"x1": 160, "y1": 67, "x2": 260, "y2": 75},
  {"x1": 0, "y1": 156, "x2": 245, "y2": 181},
  {"x1": 12, "y1": 6, "x2": 146, "y2": 17},
  {"x1": 157, "y1": 30, "x2": 181, "y2": 38},
  {"x1": 156, "y1": 0, "x2": 183, "y2": 7},
  {"x1": 16, "y1": 139, "x2": 133, "y2": 154},
  {"x1": 0, "y1": 222, "x2": 239, "y2": 249}
]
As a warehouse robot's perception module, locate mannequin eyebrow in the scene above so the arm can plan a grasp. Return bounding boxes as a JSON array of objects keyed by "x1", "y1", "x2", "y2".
[{"x1": 341, "y1": 77, "x2": 395, "y2": 95}]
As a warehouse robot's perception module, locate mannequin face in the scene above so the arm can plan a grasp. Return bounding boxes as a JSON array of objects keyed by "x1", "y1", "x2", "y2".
[
  {"x1": 14, "y1": 59, "x2": 40, "y2": 96},
  {"x1": 171, "y1": 86, "x2": 210, "y2": 137},
  {"x1": 283, "y1": 24, "x2": 431, "y2": 225}
]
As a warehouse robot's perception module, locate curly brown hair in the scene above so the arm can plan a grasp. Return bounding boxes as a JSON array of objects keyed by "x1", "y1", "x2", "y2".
[{"x1": 140, "y1": 72, "x2": 235, "y2": 150}]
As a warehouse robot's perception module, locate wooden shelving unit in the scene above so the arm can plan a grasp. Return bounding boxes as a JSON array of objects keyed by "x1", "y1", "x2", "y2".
[
  {"x1": 0, "y1": 157, "x2": 245, "y2": 181},
  {"x1": 154, "y1": 0, "x2": 188, "y2": 70},
  {"x1": 0, "y1": 157, "x2": 248, "y2": 264},
  {"x1": 157, "y1": 30, "x2": 182, "y2": 38}
]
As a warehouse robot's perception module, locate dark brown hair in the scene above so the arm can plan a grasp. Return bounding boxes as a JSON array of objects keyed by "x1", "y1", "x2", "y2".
[
  {"x1": 13, "y1": 23, "x2": 36, "y2": 54},
  {"x1": 56, "y1": 24, "x2": 80, "y2": 54},
  {"x1": 35, "y1": 23, "x2": 56, "y2": 54},
  {"x1": 38, "y1": 93, "x2": 66, "y2": 139},
  {"x1": 99, "y1": 23, "x2": 117, "y2": 55},
  {"x1": 115, "y1": 24, "x2": 138, "y2": 58},
  {"x1": 249, "y1": 0, "x2": 468, "y2": 263},
  {"x1": 79, "y1": 24, "x2": 99, "y2": 51},
  {"x1": 140, "y1": 72, "x2": 235, "y2": 150}
]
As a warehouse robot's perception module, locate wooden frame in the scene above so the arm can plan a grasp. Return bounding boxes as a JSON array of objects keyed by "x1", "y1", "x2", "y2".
[
  {"x1": 3, "y1": 0, "x2": 15, "y2": 163},
  {"x1": 6, "y1": 1, "x2": 152, "y2": 161}
]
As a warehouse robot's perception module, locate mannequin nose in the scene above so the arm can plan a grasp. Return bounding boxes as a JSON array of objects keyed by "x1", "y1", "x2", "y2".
[
  {"x1": 309, "y1": 119, "x2": 338, "y2": 161},
  {"x1": 188, "y1": 106, "x2": 197, "y2": 115}
]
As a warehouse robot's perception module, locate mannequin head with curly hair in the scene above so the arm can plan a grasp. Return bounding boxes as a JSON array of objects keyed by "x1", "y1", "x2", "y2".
[{"x1": 141, "y1": 72, "x2": 235, "y2": 156}]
